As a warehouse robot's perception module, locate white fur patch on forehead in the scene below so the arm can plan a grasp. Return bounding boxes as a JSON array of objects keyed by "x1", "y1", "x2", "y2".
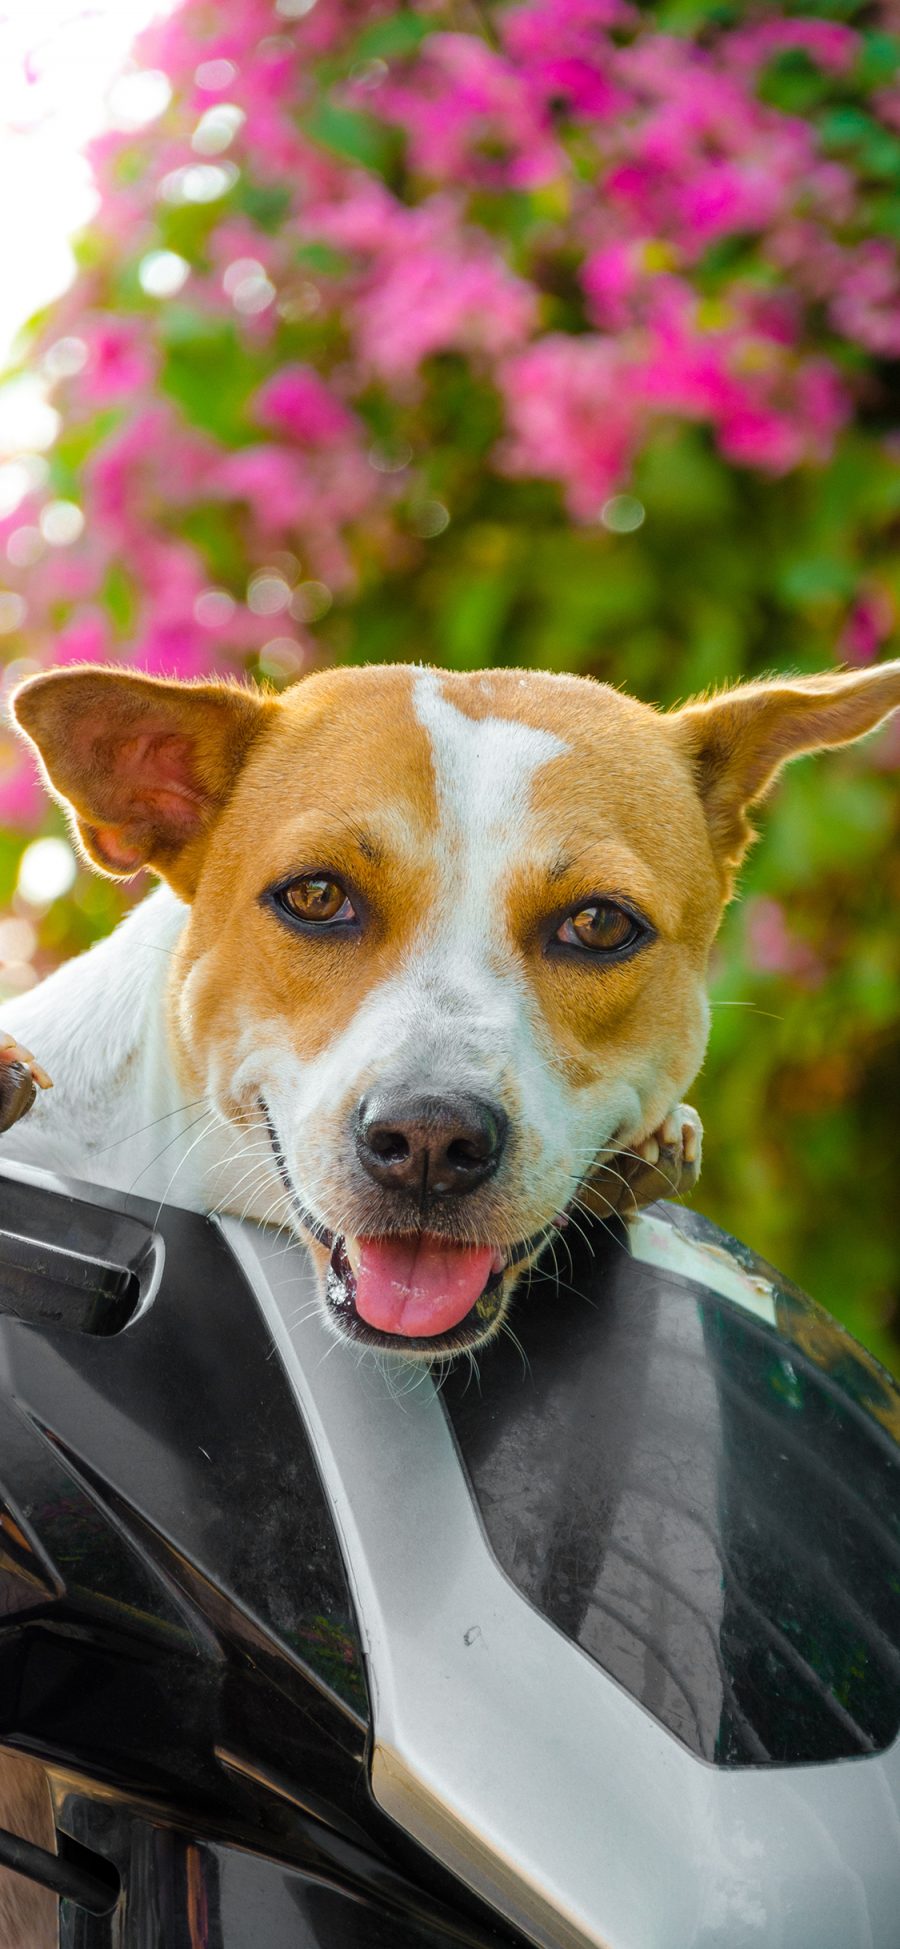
[{"x1": 414, "y1": 671, "x2": 567, "y2": 837}]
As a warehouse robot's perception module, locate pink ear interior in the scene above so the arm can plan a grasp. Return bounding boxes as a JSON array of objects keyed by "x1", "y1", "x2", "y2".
[
  {"x1": 79, "y1": 721, "x2": 209, "y2": 872},
  {"x1": 102, "y1": 724, "x2": 205, "y2": 826},
  {"x1": 12, "y1": 665, "x2": 271, "y2": 889}
]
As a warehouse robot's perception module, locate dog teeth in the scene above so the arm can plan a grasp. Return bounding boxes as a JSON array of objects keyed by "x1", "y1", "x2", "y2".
[
  {"x1": 344, "y1": 1235, "x2": 362, "y2": 1279},
  {"x1": 491, "y1": 1249, "x2": 506, "y2": 1274}
]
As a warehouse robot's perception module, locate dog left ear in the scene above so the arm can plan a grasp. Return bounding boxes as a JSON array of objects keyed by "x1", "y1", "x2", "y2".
[
  {"x1": 671, "y1": 659, "x2": 900, "y2": 876},
  {"x1": 12, "y1": 665, "x2": 273, "y2": 898}
]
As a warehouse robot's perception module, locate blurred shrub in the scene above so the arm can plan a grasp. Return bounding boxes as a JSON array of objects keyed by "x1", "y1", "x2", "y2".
[{"x1": 0, "y1": 0, "x2": 897, "y2": 1361}]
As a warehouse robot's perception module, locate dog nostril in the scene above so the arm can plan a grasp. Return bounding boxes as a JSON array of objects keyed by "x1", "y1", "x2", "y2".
[
  {"x1": 446, "y1": 1136, "x2": 487, "y2": 1169},
  {"x1": 369, "y1": 1128, "x2": 409, "y2": 1164}
]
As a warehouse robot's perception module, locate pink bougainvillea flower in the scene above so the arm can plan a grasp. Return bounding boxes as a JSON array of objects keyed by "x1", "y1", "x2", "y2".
[
  {"x1": 828, "y1": 240, "x2": 900, "y2": 359},
  {"x1": 312, "y1": 192, "x2": 537, "y2": 379},
  {"x1": 0, "y1": 751, "x2": 44, "y2": 830},
  {"x1": 213, "y1": 445, "x2": 320, "y2": 531},
  {"x1": 581, "y1": 241, "x2": 647, "y2": 331},
  {"x1": 252, "y1": 365, "x2": 358, "y2": 443},
  {"x1": 723, "y1": 19, "x2": 859, "y2": 77},
  {"x1": 717, "y1": 406, "x2": 806, "y2": 475},
  {"x1": 357, "y1": 236, "x2": 536, "y2": 377},
  {"x1": 373, "y1": 32, "x2": 563, "y2": 190},
  {"x1": 502, "y1": 0, "x2": 634, "y2": 117},
  {"x1": 79, "y1": 320, "x2": 156, "y2": 404},
  {"x1": 496, "y1": 334, "x2": 639, "y2": 518},
  {"x1": 841, "y1": 586, "x2": 896, "y2": 666}
]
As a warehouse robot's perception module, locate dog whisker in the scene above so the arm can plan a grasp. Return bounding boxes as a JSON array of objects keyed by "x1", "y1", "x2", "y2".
[
  {"x1": 93, "y1": 1095, "x2": 212, "y2": 1156},
  {"x1": 149, "y1": 1111, "x2": 225, "y2": 1220},
  {"x1": 125, "y1": 1106, "x2": 220, "y2": 1200}
]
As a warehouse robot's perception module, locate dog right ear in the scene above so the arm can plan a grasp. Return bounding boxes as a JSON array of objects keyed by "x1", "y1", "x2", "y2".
[
  {"x1": 11, "y1": 665, "x2": 274, "y2": 899},
  {"x1": 670, "y1": 659, "x2": 900, "y2": 881}
]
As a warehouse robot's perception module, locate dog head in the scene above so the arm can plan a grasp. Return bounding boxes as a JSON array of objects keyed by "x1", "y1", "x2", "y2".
[{"x1": 13, "y1": 659, "x2": 900, "y2": 1357}]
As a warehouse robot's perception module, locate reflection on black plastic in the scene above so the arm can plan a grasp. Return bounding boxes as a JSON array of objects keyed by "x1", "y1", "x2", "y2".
[
  {"x1": 56, "y1": 1790, "x2": 511, "y2": 1948},
  {"x1": 441, "y1": 1205, "x2": 900, "y2": 1768},
  {"x1": 0, "y1": 1175, "x2": 157, "y2": 1334}
]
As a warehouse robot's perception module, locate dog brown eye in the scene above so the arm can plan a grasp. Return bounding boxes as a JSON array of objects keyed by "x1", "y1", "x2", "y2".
[
  {"x1": 281, "y1": 876, "x2": 354, "y2": 925},
  {"x1": 556, "y1": 902, "x2": 639, "y2": 952}
]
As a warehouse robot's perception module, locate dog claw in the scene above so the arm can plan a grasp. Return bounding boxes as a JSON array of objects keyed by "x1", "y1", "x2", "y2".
[
  {"x1": 586, "y1": 1103, "x2": 703, "y2": 1219},
  {"x1": 0, "y1": 1034, "x2": 52, "y2": 1135}
]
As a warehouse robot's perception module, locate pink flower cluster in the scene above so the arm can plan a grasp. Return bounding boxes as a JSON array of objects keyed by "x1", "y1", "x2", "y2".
[{"x1": 0, "y1": 0, "x2": 896, "y2": 815}]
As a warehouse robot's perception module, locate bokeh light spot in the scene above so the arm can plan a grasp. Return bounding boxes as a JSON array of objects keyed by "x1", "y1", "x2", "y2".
[
  {"x1": 259, "y1": 638, "x2": 306, "y2": 681},
  {"x1": 276, "y1": 283, "x2": 321, "y2": 322},
  {"x1": 106, "y1": 68, "x2": 172, "y2": 133},
  {"x1": 40, "y1": 500, "x2": 84, "y2": 546},
  {"x1": 0, "y1": 912, "x2": 37, "y2": 974},
  {"x1": 0, "y1": 917, "x2": 37, "y2": 965},
  {"x1": 6, "y1": 526, "x2": 44, "y2": 568},
  {"x1": 138, "y1": 250, "x2": 190, "y2": 297},
  {"x1": 600, "y1": 494, "x2": 645, "y2": 533},
  {"x1": 192, "y1": 104, "x2": 245, "y2": 155},
  {"x1": 195, "y1": 59, "x2": 237, "y2": 92},
  {"x1": 160, "y1": 162, "x2": 238, "y2": 205},
  {"x1": 18, "y1": 837, "x2": 77, "y2": 906},
  {"x1": 248, "y1": 572, "x2": 292, "y2": 616},
  {"x1": 290, "y1": 581, "x2": 332, "y2": 623},
  {"x1": 0, "y1": 592, "x2": 27, "y2": 634},
  {"x1": 369, "y1": 440, "x2": 412, "y2": 474},
  {"x1": 410, "y1": 501, "x2": 451, "y2": 538},
  {"x1": 0, "y1": 378, "x2": 60, "y2": 456},
  {"x1": 194, "y1": 588, "x2": 236, "y2": 629},
  {"x1": 0, "y1": 463, "x2": 33, "y2": 519},
  {"x1": 223, "y1": 258, "x2": 276, "y2": 313},
  {"x1": 42, "y1": 337, "x2": 88, "y2": 380}
]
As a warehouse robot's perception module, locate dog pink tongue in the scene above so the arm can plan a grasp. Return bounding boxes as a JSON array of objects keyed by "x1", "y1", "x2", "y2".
[{"x1": 353, "y1": 1236, "x2": 494, "y2": 1338}]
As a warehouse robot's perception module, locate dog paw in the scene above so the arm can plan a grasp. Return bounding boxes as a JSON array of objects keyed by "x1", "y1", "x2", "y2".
[
  {"x1": 0, "y1": 1035, "x2": 52, "y2": 1135},
  {"x1": 625, "y1": 1104, "x2": 702, "y2": 1209},
  {"x1": 588, "y1": 1104, "x2": 703, "y2": 1217}
]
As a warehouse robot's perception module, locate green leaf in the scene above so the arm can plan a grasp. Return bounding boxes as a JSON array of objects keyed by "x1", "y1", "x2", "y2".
[
  {"x1": 857, "y1": 31, "x2": 900, "y2": 87},
  {"x1": 438, "y1": 571, "x2": 515, "y2": 669},
  {"x1": 293, "y1": 240, "x2": 353, "y2": 277},
  {"x1": 777, "y1": 557, "x2": 858, "y2": 605},
  {"x1": 302, "y1": 101, "x2": 401, "y2": 177},
  {"x1": 349, "y1": 13, "x2": 433, "y2": 61},
  {"x1": 103, "y1": 561, "x2": 138, "y2": 635},
  {"x1": 232, "y1": 179, "x2": 293, "y2": 233}
]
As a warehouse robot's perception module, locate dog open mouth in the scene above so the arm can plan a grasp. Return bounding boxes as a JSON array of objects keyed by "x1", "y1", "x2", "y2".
[
  {"x1": 325, "y1": 1232, "x2": 508, "y2": 1354},
  {"x1": 260, "y1": 1100, "x2": 543, "y2": 1355}
]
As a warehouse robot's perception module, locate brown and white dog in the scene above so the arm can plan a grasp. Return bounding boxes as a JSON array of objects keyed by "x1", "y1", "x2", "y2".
[
  {"x1": 1, "y1": 655, "x2": 899, "y2": 1355},
  {"x1": 0, "y1": 655, "x2": 897, "y2": 1944}
]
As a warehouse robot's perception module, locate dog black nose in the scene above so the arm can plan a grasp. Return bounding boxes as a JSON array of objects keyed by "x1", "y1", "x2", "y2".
[{"x1": 356, "y1": 1092, "x2": 508, "y2": 1197}]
